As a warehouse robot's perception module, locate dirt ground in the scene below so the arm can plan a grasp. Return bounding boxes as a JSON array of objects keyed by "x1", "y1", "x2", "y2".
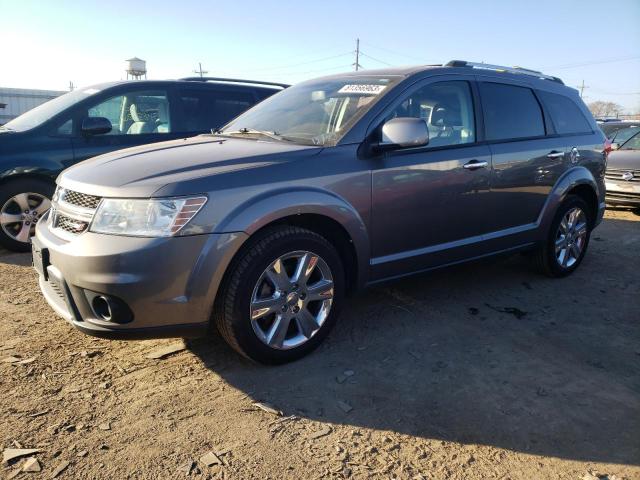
[{"x1": 1, "y1": 209, "x2": 639, "y2": 480}]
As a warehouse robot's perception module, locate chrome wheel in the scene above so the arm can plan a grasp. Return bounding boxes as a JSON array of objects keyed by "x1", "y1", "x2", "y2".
[
  {"x1": 0, "y1": 192, "x2": 50, "y2": 244},
  {"x1": 250, "y1": 250, "x2": 334, "y2": 350},
  {"x1": 555, "y1": 206, "x2": 588, "y2": 269}
]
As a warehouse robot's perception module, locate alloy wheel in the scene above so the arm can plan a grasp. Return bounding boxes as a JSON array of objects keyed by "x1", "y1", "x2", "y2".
[
  {"x1": 250, "y1": 250, "x2": 334, "y2": 350},
  {"x1": 0, "y1": 193, "x2": 50, "y2": 244},
  {"x1": 555, "y1": 206, "x2": 588, "y2": 269}
]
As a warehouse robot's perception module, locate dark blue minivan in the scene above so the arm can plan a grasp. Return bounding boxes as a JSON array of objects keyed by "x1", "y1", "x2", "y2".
[{"x1": 0, "y1": 77, "x2": 286, "y2": 251}]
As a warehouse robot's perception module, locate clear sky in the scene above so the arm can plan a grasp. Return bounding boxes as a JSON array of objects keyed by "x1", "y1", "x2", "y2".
[{"x1": 2, "y1": 0, "x2": 639, "y2": 112}]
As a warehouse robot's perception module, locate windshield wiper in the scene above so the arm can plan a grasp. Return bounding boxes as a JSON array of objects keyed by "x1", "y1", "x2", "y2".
[{"x1": 218, "y1": 127, "x2": 291, "y2": 142}]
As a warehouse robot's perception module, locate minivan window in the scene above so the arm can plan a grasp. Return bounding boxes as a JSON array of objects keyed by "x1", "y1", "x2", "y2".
[
  {"x1": 538, "y1": 91, "x2": 591, "y2": 134},
  {"x1": 87, "y1": 90, "x2": 170, "y2": 135},
  {"x1": 221, "y1": 76, "x2": 403, "y2": 146},
  {"x1": 479, "y1": 82, "x2": 545, "y2": 141},
  {"x1": 388, "y1": 81, "x2": 475, "y2": 148},
  {"x1": 177, "y1": 89, "x2": 255, "y2": 132}
]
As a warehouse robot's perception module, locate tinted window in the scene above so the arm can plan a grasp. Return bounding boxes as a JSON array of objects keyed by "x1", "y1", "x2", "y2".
[
  {"x1": 87, "y1": 90, "x2": 170, "y2": 135},
  {"x1": 479, "y1": 83, "x2": 545, "y2": 141},
  {"x1": 177, "y1": 89, "x2": 256, "y2": 132},
  {"x1": 387, "y1": 81, "x2": 475, "y2": 147},
  {"x1": 538, "y1": 91, "x2": 591, "y2": 134}
]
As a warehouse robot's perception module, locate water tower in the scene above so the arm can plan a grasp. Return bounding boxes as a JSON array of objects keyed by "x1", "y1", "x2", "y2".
[{"x1": 125, "y1": 57, "x2": 147, "y2": 80}]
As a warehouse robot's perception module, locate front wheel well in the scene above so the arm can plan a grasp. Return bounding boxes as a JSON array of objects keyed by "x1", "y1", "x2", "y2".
[
  {"x1": 250, "y1": 214, "x2": 359, "y2": 294},
  {"x1": 566, "y1": 184, "x2": 598, "y2": 225},
  {"x1": 0, "y1": 173, "x2": 56, "y2": 191}
]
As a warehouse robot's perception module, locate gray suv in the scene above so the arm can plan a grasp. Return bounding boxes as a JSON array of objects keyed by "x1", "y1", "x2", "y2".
[{"x1": 33, "y1": 61, "x2": 607, "y2": 363}]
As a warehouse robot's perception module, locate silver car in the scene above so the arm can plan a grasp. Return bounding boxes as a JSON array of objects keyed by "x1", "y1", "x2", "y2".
[
  {"x1": 33, "y1": 61, "x2": 607, "y2": 363},
  {"x1": 605, "y1": 130, "x2": 640, "y2": 207}
]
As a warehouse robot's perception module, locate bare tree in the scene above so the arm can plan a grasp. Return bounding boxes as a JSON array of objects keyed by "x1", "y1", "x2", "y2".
[{"x1": 588, "y1": 101, "x2": 624, "y2": 118}]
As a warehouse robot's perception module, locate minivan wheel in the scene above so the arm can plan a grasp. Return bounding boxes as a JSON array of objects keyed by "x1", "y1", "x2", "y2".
[
  {"x1": 0, "y1": 178, "x2": 54, "y2": 252},
  {"x1": 214, "y1": 226, "x2": 345, "y2": 364},
  {"x1": 533, "y1": 195, "x2": 592, "y2": 277}
]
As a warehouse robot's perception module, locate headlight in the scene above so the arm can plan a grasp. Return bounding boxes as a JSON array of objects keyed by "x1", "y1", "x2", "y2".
[{"x1": 90, "y1": 196, "x2": 207, "y2": 237}]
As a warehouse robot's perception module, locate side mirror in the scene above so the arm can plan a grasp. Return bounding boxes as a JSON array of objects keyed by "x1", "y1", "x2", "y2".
[
  {"x1": 81, "y1": 117, "x2": 112, "y2": 136},
  {"x1": 610, "y1": 142, "x2": 620, "y2": 151},
  {"x1": 373, "y1": 117, "x2": 429, "y2": 152}
]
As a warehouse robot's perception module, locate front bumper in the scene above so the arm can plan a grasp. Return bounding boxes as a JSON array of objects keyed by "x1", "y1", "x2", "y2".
[
  {"x1": 605, "y1": 180, "x2": 640, "y2": 207},
  {"x1": 33, "y1": 212, "x2": 247, "y2": 339}
]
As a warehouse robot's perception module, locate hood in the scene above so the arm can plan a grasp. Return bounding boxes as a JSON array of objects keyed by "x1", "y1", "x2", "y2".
[
  {"x1": 58, "y1": 135, "x2": 320, "y2": 197},
  {"x1": 607, "y1": 150, "x2": 640, "y2": 171}
]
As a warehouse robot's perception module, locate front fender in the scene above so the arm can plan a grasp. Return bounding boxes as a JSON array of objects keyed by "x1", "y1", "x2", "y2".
[
  {"x1": 538, "y1": 166, "x2": 603, "y2": 237},
  {"x1": 215, "y1": 187, "x2": 370, "y2": 289}
]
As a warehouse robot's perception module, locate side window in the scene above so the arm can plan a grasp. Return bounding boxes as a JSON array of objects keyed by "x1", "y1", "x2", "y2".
[
  {"x1": 56, "y1": 119, "x2": 73, "y2": 135},
  {"x1": 479, "y1": 83, "x2": 545, "y2": 141},
  {"x1": 387, "y1": 81, "x2": 475, "y2": 148},
  {"x1": 176, "y1": 89, "x2": 256, "y2": 133},
  {"x1": 537, "y1": 91, "x2": 592, "y2": 134},
  {"x1": 621, "y1": 132, "x2": 640, "y2": 150},
  {"x1": 86, "y1": 90, "x2": 170, "y2": 135}
]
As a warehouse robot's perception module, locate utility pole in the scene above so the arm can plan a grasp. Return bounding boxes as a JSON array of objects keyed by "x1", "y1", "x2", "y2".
[
  {"x1": 353, "y1": 38, "x2": 362, "y2": 71},
  {"x1": 194, "y1": 62, "x2": 208, "y2": 78},
  {"x1": 68, "y1": 81, "x2": 74, "y2": 91},
  {"x1": 577, "y1": 80, "x2": 589, "y2": 98}
]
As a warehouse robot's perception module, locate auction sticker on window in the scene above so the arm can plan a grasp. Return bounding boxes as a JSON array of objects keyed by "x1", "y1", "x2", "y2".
[{"x1": 338, "y1": 84, "x2": 387, "y2": 95}]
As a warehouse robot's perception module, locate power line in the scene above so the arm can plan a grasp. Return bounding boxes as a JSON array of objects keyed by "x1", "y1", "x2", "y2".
[
  {"x1": 544, "y1": 55, "x2": 640, "y2": 70},
  {"x1": 244, "y1": 52, "x2": 352, "y2": 73},
  {"x1": 359, "y1": 52, "x2": 394, "y2": 67},
  {"x1": 359, "y1": 41, "x2": 429, "y2": 62}
]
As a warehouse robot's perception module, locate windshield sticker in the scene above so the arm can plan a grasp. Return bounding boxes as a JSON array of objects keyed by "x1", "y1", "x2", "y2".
[{"x1": 338, "y1": 84, "x2": 386, "y2": 95}]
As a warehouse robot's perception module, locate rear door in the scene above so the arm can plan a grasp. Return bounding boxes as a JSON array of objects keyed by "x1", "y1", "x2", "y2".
[
  {"x1": 477, "y1": 80, "x2": 569, "y2": 232},
  {"x1": 174, "y1": 86, "x2": 258, "y2": 135}
]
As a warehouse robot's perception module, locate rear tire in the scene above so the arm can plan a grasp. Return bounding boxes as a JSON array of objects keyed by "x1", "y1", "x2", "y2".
[
  {"x1": 0, "y1": 178, "x2": 54, "y2": 252},
  {"x1": 532, "y1": 195, "x2": 592, "y2": 277},
  {"x1": 214, "y1": 226, "x2": 345, "y2": 364}
]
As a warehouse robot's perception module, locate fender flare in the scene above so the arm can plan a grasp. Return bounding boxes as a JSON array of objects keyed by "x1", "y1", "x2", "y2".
[
  {"x1": 215, "y1": 187, "x2": 370, "y2": 289},
  {"x1": 537, "y1": 166, "x2": 601, "y2": 237}
]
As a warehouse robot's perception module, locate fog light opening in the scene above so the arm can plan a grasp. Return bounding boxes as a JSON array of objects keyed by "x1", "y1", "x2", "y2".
[{"x1": 92, "y1": 296, "x2": 112, "y2": 321}]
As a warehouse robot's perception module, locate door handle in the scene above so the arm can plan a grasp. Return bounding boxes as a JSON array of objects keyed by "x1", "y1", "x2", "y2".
[
  {"x1": 547, "y1": 150, "x2": 565, "y2": 159},
  {"x1": 463, "y1": 160, "x2": 488, "y2": 170}
]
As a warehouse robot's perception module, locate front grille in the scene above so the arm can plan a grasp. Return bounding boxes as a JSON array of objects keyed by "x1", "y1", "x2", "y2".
[
  {"x1": 60, "y1": 189, "x2": 102, "y2": 209},
  {"x1": 605, "y1": 168, "x2": 640, "y2": 183},
  {"x1": 53, "y1": 212, "x2": 89, "y2": 235}
]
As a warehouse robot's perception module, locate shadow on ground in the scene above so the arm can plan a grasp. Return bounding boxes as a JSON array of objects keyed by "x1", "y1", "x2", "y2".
[{"x1": 189, "y1": 217, "x2": 640, "y2": 466}]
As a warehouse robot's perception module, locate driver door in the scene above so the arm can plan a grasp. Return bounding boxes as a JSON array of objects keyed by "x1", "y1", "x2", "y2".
[{"x1": 370, "y1": 78, "x2": 493, "y2": 280}]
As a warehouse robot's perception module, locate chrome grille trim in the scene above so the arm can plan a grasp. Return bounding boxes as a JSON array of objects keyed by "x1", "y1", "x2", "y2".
[
  {"x1": 60, "y1": 189, "x2": 102, "y2": 209},
  {"x1": 51, "y1": 187, "x2": 101, "y2": 239}
]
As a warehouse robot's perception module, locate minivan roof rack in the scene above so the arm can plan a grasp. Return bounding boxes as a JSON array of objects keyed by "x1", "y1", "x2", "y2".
[
  {"x1": 445, "y1": 60, "x2": 564, "y2": 85},
  {"x1": 179, "y1": 77, "x2": 289, "y2": 89}
]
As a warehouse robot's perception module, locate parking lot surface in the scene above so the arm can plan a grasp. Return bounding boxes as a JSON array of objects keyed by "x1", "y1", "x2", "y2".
[{"x1": 1, "y1": 209, "x2": 639, "y2": 479}]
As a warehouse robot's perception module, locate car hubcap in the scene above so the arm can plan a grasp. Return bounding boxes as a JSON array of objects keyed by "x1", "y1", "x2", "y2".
[
  {"x1": 250, "y1": 250, "x2": 334, "y2": 350},
  {"x1": 0, "y1": 193, "x2": 50, "y2": 244},
  {"x1": 555, "y1": 206, "x2": 588, "y2": 269}
]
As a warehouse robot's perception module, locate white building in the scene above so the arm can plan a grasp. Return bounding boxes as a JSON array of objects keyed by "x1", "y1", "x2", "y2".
[{"x1": 0, "y1": 87, "x2": 66, "y2": 124}]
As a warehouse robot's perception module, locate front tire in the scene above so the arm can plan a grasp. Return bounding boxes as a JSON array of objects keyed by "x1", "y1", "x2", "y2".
[
  {"x1": 0, "y1": 178, "x2": 54, "y2": 252},
  {"x1": 533, "y1": 195, "x2": 592, "y2": 277},
  {"x1": 214, "y1": 226, "x2": 345, "y2": 364}
]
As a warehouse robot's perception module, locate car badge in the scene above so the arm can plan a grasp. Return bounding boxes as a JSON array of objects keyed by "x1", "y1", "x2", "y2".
[{"x1": 622, "y1": 171, "x2": 634, "y2": 181}]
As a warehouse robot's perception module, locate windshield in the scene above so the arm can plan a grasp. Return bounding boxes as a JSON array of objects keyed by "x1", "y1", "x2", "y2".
[
  {"x1": 3, "y1": 87, "x2": 104, "y2": 132},
  {"x1": 612, "y1": 125, "x2": 640, "y2": 144},
  {"x1": 220, "y1": 75, "x2": 402, "y2": 146},
  {"x1": 621, "y1": 131, "x2": 640, "y2": 150}
]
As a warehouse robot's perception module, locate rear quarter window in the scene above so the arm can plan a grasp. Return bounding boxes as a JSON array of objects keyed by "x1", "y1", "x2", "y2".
[
  {"x1": 479, "y1": 82, "x2": 545, "y2": 141},
  {"x1": 537, "y1": 91, "x2": 592, "y2": 134}
]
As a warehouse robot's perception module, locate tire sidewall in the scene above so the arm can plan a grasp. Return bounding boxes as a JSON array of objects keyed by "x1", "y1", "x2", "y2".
[
  {"x1": 0, "y1": 178, "x2": 54, "y2": 252},
  {"x1": 227, "y1": 231, "x2": 345, "y2": 364},
  {"x1": 546, "y1": 196, "x2": 592, "y2": 277}
]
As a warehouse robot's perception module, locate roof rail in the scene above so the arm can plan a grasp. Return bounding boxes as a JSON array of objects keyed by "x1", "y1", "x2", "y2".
[
  {"x1": 445, "y1": 60, "x2": 564, "y2": 85},
  {"x1": 179, "y1": 77, "x2": 289, "y2": 89}
]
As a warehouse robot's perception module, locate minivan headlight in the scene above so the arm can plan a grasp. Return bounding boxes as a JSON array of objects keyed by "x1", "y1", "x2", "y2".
[{"x1": 90, "y1": 196, "x2": 207, "y2": 237}]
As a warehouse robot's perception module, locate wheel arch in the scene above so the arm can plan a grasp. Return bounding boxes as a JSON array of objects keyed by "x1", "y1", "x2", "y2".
[
  {"x1": 539, "y1": 166, "x2": 601, "y2": 236},
  {"x1": 215, "y1": 188, "x2": 370, "y2": 293}
]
